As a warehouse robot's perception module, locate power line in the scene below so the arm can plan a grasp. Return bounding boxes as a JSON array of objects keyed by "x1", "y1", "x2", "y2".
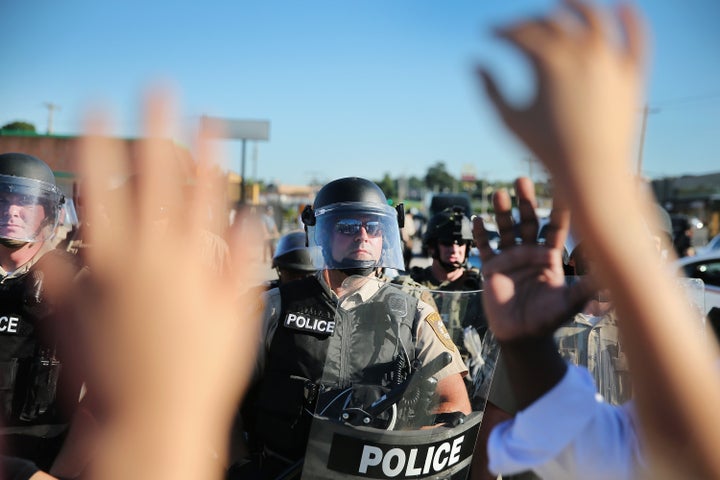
[{"x1": 651, "y1": 91, "x2": 720, "y2": 109}]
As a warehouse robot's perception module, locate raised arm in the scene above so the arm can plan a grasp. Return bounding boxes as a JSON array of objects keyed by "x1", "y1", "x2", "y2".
[
  {"x1": 473, "y1": 177, "x2": 594, "y2": 409},
  {"x1": 478, "y1": 1, "x2": 720, "y2": 477},
  {"x1": 75, "y1": 91, "x2": 264, "y2": 480}
]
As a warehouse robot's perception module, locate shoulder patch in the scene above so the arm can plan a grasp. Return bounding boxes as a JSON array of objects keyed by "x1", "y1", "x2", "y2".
[{"x1": 425, "y1": 311, "x2": 456, "y2": 351}]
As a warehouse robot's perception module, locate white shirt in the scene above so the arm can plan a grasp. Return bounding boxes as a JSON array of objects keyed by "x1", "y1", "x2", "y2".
[{"x1": 488, "y1": 364, "x2": 646, "y2": 479}]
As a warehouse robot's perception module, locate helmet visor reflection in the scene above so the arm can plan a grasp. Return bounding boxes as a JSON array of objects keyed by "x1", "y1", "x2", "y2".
[
  {"x1": 0, "y1": 175, "x2": 62, "y2": 243},
  {"x1": 334, "y1": 218, "x2": 382, "y2": 237}
]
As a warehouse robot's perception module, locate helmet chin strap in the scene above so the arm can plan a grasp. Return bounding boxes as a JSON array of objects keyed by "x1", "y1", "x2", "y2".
[
  {"x1": 339, "y1": 267, "x2": 376, "y2": 277},
  {"x1": 437, "y1": 258, "x2": 465, "y2": 272},
  {"x1": 337, "y1": 259, "x2": 378, "y2": 277},
  {"x1": 0, "y1": 221, "x2": 51, "y2": 250},
  {"x1": 431, "y1": 245, "x2": 468, "y2": 272},
  {"x1": 0, "y1": 238, "x2": 30, "y2": 249}
]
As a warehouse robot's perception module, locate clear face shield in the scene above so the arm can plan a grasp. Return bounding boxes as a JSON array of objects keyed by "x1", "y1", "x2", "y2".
[
  {"x1": 0, "y1": 174, "x2": 62, "y2": 244},
  {"x1": 306, "y1": 201, "x2": 405, "y2": 271}
]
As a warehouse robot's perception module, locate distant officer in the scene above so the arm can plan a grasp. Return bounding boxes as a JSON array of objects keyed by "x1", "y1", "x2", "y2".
[
  {"x1": 267, "y1": 230, "x2": 318, "y2": 288},
  {"x1": 410, "y1": 206, "x2": 482, "y2": 292},
  {"x1": 0, "y1": 153, "x2": 86, "y2": 477},
  {"x1": 398, "y1": 206, "x2": 485, "y2": 343},
  {"x1": 397, "y1": 206, "x2": 488, "y2": 405},
  {"x1": 236, "y1": 177, "x2": 470, "y2": 479}
]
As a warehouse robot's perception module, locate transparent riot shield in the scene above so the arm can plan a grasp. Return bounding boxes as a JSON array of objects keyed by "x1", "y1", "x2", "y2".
[
  {"x1": 423, "y1": 287, "x2": 495, "y2": 411},
  {"x1": 300, "y1": 276, "x2": 497, "y2": 480},
  {"x1": 554, "y1": 276, "x2": 706, "y2": 405}
]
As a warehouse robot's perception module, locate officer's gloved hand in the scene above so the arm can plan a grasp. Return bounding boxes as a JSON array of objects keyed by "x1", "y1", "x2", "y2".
[{"x1": 433, "y1": 411, "x2": 466, "y2": 428}]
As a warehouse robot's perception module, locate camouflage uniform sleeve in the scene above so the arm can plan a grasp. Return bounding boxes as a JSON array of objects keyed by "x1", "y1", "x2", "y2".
[{"x1": 415, "y1": 299, "x2": 468, "y2": 380}]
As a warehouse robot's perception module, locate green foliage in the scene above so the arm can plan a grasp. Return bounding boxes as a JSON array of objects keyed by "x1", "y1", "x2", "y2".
[
  {"x1": 0, "y1": 121, "x2": 37, "y2": 133},
  {"x1": 375, "y1": 173, "x2": 397, "y2": 201},
  {"x1": 424, "y1": 161, "x2": 456, "y2": 192}
]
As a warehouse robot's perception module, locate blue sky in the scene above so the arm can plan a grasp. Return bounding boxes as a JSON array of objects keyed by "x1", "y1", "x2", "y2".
[{"x1": 2, "y1": 0, "x2": 719, "y2": 186}]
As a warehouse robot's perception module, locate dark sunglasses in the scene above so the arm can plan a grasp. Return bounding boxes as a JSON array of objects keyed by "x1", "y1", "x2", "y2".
[
  {"x1": 438, "y1": 239, "x2": 462, "y2": 247},
  {"x1": 335, "y1": 218, "x2": 382, "y2": 237},
  {"x1": 0, "y1": 193, "x2": 40, "y2": 208}
]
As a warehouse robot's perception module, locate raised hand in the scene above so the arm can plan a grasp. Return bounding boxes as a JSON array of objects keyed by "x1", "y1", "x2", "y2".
[
  {"x1": 474, "y1": 177, "x2": 594, "y2": 343},
  {"x1": 75, "y1": 91, "x2": 264, "y2": 480},
  {"x1": 478, "y1": 0, "x2": 646, "y2": 192}
]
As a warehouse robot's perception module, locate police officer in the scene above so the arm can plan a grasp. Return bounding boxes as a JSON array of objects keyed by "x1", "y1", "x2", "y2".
[
  {"x1": 237, "y1": 177, "x2": 470, "y2": 479},
  {"x1": 267, "y1": 230, "x2": 318, "y2": 288},
  {"x1": 410, "y1": 206, "x2": 482, "y2": 292},
  {"x1": 0, "y1": 153, "x2": 86, "y2": 477}
]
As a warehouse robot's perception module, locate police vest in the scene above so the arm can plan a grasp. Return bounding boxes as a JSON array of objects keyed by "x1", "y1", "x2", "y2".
[
  {"x1": 0, "y1": 249, "x2": 83, "y2": 436},
  {"x1": 249, "y1": 276, "x2": 419, "y2": 460}
]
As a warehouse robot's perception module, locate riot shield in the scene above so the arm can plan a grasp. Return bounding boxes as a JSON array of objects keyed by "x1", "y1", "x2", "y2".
[
  {"x1": 554, "y1": 276, "x2": 706, "y2": 405},
  {"x1": 423, "y1": 287, "x2": 493, "y2": 409},
  {"x1": 299, "y1": 276, "x2": 497, "y2": 480}
]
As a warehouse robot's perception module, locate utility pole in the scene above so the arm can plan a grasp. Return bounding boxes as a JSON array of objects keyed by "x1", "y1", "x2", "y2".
[
  {"x1": 636, "y1": 103, "x2": 660, "y2": 175},
  {"x1": 43, "y1": 102, "x2": 61, "y2": 134}
]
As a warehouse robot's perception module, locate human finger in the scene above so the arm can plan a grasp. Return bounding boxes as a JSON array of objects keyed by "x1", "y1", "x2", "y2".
[
  {"x1": 135, "y1": 90, "x2": 184, "y2": 237},
  {"x1": 473, "y1": 216, "x2": 496, "y2": 263},
  {"x1": 542, "y1": 195, "x2": 570, "y2": 253},
  {"x1": 481, "y1": 245, "x2": 555, "y2": 278},
  {"x1": 515, "y1": 177, "x2": 539, "y2": 245},
  {"x1": 616, "y1": 2, "x2": 648, "y2": 67},
  {"x1": 492, "y1": 188, "x2": 516, "y2": 250},
  {"x1": 563, "y1": 0, "x2": 606, "y2": 41},
  {"x1": 77, "y1": 110, "x2": 132, "y2": 272}
]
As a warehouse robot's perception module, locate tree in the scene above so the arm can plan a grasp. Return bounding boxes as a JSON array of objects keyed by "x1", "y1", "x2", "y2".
[
  {"x1": 375, "y1": 173, "x2": 397, "y2": 202},
  {"x1": 425, "y1": 161, "x2": 456, "y2": 193},
  {"x1": 0, "y1": 121, "x2": 36, "y2": 133}
]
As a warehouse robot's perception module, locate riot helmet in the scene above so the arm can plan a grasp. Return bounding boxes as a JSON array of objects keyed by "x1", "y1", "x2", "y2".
[
  {"x1": 423, "y1": 206, "x2": 474, "y2": 269},
  {"x1": 272, "y1": 230, "x2": 318, "y2": 273},
  {"x1": 302, "y1": 177, "x2": 405, "y2": 273},
  {"x1": 0, "y1": 153, "x2": 64, "y2": 247}
]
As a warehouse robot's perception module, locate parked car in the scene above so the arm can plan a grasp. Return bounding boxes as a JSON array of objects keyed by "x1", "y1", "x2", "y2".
[{"x1": 676, "y1": 251, "x2": 720, "y2": 313}]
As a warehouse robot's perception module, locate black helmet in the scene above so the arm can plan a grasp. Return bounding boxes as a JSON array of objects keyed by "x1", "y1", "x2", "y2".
[
  {"x1": 302, "y1": 177, "x2": 405, "y2": 271},
  {"x1": 423, "y1": 206, "x2": 473, "y2": 246},
  {"x1": 0, "y1": 152, "x2": 64, "y2": 245},
  {"x1": 272, "y1": 230, "x2": 318, "y2": 272}
]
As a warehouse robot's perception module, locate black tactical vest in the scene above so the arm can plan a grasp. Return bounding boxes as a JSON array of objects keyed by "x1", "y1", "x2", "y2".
[
  {"x1": 0, "y1": 249, "x2": 82, "y2": 438},
  {"x1": 248, "y1": 276, "x2": 419, "y2": 460}
]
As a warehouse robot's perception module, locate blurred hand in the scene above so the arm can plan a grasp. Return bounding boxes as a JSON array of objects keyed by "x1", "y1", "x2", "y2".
[
  {"x1": 76, "y1": 91, "x2": 264, "y2": 480},
  {"x1": 473, "y1": 177, "x2": 594, "y2": 342},
  {"x1": 478, "y1": 0, "x2": 647, "y2": 195}
]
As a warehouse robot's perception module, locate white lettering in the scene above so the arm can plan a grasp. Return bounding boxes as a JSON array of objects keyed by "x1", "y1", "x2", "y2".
[
  {"x1": 0, "y1": 316, "x2": 19, "y2": 333},
  {"x1": 359, "y1": 445, "x2": 383, "y2": 473},
  {"x1": 433, "y1": 442, "x2": 450, "y2": 471},
  {"x1": 449, "y1": 436, "x2": 464, "y2": 466},
  {"x1": 423, "y1": 445, "x2": 435, "y2": 474},
  {"x1": 285, "y1": 312, "x2": 335, "y2": 333},
  {"x1": 355, "y1": 436, "x2": 468, "y2": 477},
  {"x1": 405, "y1": 448, "x2": 422, "y2": 476},
  {"x1": 382, "y1": 448, "x2": 405, "y2": 477}
]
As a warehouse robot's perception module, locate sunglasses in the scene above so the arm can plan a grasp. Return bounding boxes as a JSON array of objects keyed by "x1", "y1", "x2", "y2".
[
  {"x1": 0, "y1": 193, "x2": 41, "y2": 208},
  {"x1": 438, "y1": 239, "x2": 462, "y2": 247},
  {"x1": 335, "y1": 218, "x2": 382, "y2": 237}
]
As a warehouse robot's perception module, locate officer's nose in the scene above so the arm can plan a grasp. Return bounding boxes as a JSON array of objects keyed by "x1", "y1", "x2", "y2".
[
  {"x1": 355, "y1": 226, "x2": 371, "y2": 241},
  {"x1": 5, "y1": 204, "x2": 22, "y2": 217}
]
